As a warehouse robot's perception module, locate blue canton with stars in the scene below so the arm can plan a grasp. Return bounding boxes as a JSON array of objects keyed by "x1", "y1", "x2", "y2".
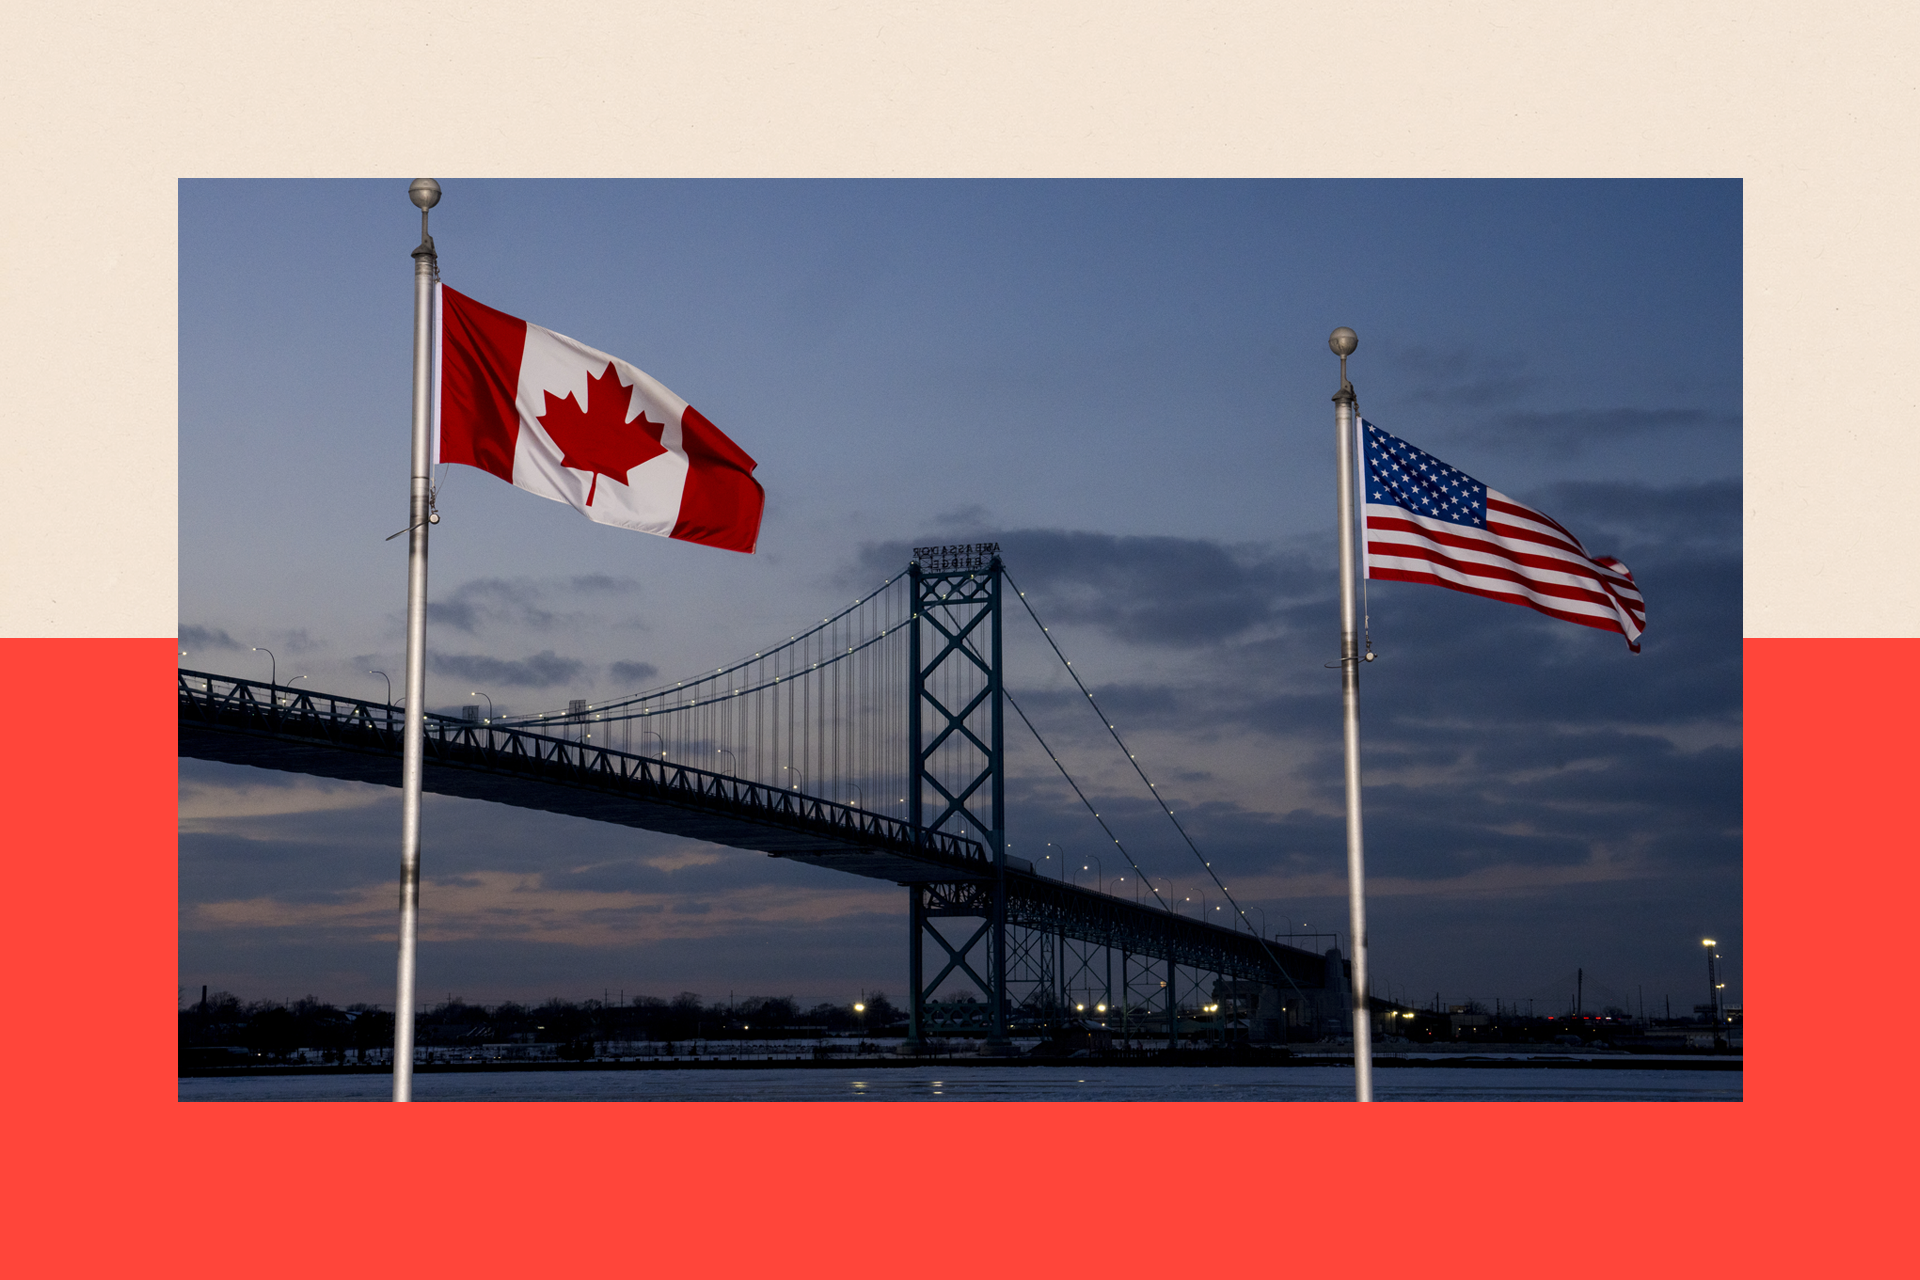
[{"x1": 1363, "y1": 420, "x2": 1487, "y2": 529}]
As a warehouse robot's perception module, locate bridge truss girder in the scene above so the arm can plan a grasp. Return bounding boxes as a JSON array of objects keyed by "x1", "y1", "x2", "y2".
[
  {"x1": 904, "y1": 859, "x2": 1333, "y2": 1046},
  {"x1": 1059, "y1": 930, "x2": 1111, "y2": 1020},
  {"x1": 999, "y1": 872, "x2": 1327, "y2": 1050},
  {"x1": 177, "y1": 669, "x2": 993, "y2": 882}
]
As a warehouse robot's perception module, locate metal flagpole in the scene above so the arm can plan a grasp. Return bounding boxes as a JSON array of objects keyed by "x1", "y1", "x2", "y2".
[
  {"x1": 1329, "y1": 325, "x2": 1374, "y2": 1101},
  {"x1": 393, "y1": 178, "x2": 441, "y2": 1102}
]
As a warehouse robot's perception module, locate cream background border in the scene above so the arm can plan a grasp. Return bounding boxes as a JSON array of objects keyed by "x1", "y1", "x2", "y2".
[{"x1": 1, "y1": 2, "x2": 1912, "y2": 638}]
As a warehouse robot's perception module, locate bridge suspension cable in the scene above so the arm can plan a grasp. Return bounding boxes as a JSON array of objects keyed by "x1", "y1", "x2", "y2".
[
  {"x1": 1003, "y1": 566, "x2": 1312, "y2": 998},
  {"x1": 470, "y1": 556, "x2": 1305, "y2": 959},
  {"x1": 997, "y1": 678, "x2": 1171, "y2": 914},
  {"x1": 499, "y1": 571, "x2": 916, "y2": 815}
]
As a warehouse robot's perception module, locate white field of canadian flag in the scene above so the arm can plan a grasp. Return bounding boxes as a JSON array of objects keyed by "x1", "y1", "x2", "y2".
[{"x1": 433, "y1": 284, "x2": 764, "y2": 552}]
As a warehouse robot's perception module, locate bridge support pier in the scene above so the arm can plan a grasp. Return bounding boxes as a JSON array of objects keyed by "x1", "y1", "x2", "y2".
[
  {"x1": 1168, "y1": 955, "x2": 1179, "y2": 1055},
  {"x1": 907, "y1": 886, "x2": 926, "y2": 1047}
]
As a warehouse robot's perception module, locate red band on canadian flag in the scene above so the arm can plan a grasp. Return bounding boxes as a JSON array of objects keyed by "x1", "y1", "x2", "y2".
[{"x1": 434, "y1": 283, "x2": 764, "y2": 553}]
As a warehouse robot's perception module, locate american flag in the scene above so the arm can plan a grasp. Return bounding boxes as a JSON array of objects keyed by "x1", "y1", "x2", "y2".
[{"x1": 1361, "y1": 420, "x2": 1646, "y2": 652}]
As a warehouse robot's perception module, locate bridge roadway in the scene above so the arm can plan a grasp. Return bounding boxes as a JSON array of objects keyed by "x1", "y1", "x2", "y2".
[{"x1": 179, "y1": 670, "x2": 1330, "y2": 991}]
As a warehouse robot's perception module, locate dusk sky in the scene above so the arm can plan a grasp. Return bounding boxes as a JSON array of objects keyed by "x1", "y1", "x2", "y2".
[{"x1": 179, "y1": 179, "x2": 1740, "y2": 1016}]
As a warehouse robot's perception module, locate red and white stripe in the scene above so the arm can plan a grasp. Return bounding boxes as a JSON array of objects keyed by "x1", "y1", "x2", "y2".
[{"x1": 1365, "y1": 491, "x2": 1646, "y2": 651}]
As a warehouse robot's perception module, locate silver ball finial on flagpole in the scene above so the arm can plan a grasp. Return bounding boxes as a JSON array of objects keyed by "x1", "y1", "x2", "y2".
[
  {"x1": 408, "y1": 179, "x2": 440, "y2": 262},
  {"x1": 1329, "y1": 326, "x2": 1357, "y2": 399}
]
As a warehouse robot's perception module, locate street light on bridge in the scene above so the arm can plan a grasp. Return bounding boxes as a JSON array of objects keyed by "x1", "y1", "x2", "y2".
[
  {"x1": 1081, "y1": 854, "x2": 1104, "y2": 895},
  {"x1": 470, "y1": 690, "x2": 494, "y2": 723},
  {"x1": 1045, "y1": 841, "x2": 1073, "y2": 883}
]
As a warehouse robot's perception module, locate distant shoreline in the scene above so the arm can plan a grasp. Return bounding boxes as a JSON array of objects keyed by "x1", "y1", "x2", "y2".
[{"x1": 181, "y1": 1051, "x2": 1741, "y2": 1078}]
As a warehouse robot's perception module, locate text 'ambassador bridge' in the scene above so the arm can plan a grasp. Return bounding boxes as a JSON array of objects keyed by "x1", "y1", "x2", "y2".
[{"x1": 180, "y1": 544, "x2": 1357, "y2": 1051}]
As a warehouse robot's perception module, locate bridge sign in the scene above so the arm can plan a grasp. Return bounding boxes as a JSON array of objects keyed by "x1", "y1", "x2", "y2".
[{"x1": 912, "y1": 542, "x2": 1000, "y2": 572}]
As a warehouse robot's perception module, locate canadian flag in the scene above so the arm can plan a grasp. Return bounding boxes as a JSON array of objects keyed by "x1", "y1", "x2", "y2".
[{"x1": 433, "y1": 284, "x2": 764, "y2": 553}]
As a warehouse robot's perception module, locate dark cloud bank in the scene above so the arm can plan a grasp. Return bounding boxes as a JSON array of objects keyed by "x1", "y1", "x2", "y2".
[
  {"x1": 855, "y1": 478, "x2": 1740, "y2": 1000},
  {"x1": 428, "y1": 649, "x2": 585, "y2": 689},
  {"x1": 183, "y1": 479, "x2": 1739, "y2": 1007}
]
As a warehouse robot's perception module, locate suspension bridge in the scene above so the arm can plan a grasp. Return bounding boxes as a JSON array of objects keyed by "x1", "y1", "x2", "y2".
[{"x1": 180, "y1": 544, "x2": 1347, "y2": 1049}]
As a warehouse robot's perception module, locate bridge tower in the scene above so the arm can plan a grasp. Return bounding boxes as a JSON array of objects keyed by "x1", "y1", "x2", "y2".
[{"x1": 905, "y1": 543, "x2": 1014, "y2": 1050}]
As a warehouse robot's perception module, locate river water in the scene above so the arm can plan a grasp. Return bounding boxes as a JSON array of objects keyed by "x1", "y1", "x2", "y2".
[{"x1": 180, "y1": 1062, "x2": 1739, "y2": 1102}]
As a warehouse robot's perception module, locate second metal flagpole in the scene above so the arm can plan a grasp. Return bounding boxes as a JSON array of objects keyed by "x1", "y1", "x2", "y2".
[
  {"x1": 1330, "y1": 325, "x2": 1374, "y2": 1102},
  {"x1": 393, "y1": 178, "x2": 441, "y2": 1102}
]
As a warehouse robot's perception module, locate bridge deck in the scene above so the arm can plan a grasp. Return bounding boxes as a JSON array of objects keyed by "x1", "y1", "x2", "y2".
[
  {"x1": 179, "y1": 671, "x2": 990, "y2": 884},
  {"x1": 179, "y1": 670, "x2": 1328, "y2": 988}
]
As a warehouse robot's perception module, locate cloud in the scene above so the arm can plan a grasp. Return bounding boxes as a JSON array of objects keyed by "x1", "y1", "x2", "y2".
[
  {"x1": 429, "y1": 650, "x2": 586, "y2": 688},
  {"x1": 186, "y1": 870, "x2": 901, "y2": 948},
  {"x1": 571, "y1": 574, "x2": 637, "y2": 593},
  {"x1": 946, "y1": 480, "x2": 1741, "y2": 928},
  {"x1": 1001, "y1": 715, "x2": 1737, "y2": 897},
  {"x1": 1535, "y1": 478, "x2": 1740, "y2": 555},
  {"x1": 1216, "y1": 855, "x2": 1666, "y2": 905},
  {"x1": 844, "y1": 481, "x2": 1737, "y2": 918},
  {"x1": 179, "y1": 624, "x2": 241, "y2": 651},
  {"x1": 179, "y1": 776, "x2": 385, "y2": 833},
  {"x1": 1374, "y1": 342, "x2": 1737, "y2": 454},
  {"x1": 425, "y1": 575, "x2": 645, "y2": 636},
  {"x1": 427, "y1": 578, "x2": 556, "y2": 634},
  {"x1": 640, "y1": 850, "x2": 724, "y2": 872},
  {"x1": 1446, "y1": 407, "x2": 1740, "y2": 453},
  {"x1": 609, "y1": 660, "x2": 659, "y2": 685},
  {"x1": 928, "y1": 503, "x2": 991, "y2": 531},
  {"x1": 1390, "y1": 344, "x2": 1539, "y2": 408},
  {"x1": 859, "y1": 529, "x2": 1323, "y2": 647}
]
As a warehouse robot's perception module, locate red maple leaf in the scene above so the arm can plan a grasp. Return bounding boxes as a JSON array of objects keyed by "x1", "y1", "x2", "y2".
[{"x1": 536, "y1": 362, "x2": 668, "y2": 505}]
